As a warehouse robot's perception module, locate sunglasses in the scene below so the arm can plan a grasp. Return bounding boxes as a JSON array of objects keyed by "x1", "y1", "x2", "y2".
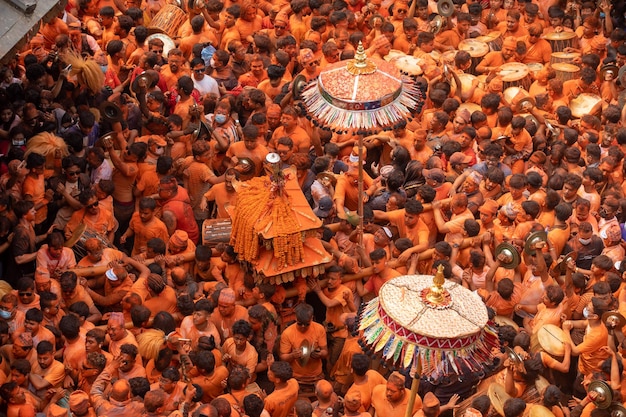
[
  {"x1": 275, "y1": 25, "x2": 286, "y2": 29},
  {"x1": 194, "y1": 68, "x2": 206, "y2": 73},
  {"x1": 86, "y1": 201, "x2": 99, "y2": 209},
  {"x1": 18, "y1": 292, "x2": 33, "y2": 297},
  {"x1": 397, "y1": 8, "x2": 407, "y2": 12},
  {"x1": 67, "y1": 170, "x2": 81, "y2": 176}
]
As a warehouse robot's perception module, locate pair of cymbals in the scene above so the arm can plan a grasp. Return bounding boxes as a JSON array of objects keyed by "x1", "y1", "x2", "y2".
[
  {"x1": 495, "y1": 243, "x2": 520, "y2": 270},
  {"x1": 524, "y1": 230, "x2": 547, "y2": 256}
]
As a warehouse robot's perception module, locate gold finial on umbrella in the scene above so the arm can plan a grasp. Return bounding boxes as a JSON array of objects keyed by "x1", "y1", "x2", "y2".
[
  {"x1": 347, "y1": 41, "x2": 377, "y2": 75},
  {"x1": 426, "y1": 264, "x2": 446, "y2": 304}
]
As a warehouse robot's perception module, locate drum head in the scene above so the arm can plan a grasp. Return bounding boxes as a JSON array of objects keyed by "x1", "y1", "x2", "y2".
[
  {"x1": 458, "y1": 39, "x2": 489, "y2": 57},
  {"x1": 65, "y1": 223, "x2": 87, "y2": 247},
  {"x1": 488, "y1": 383, "x2": 511, "y2": 416},
  {"x1": 537, "y1": 324, "x2": 566, "y2": 356},
  {"x1": 384, "y1": 49, "x2": 406, "y2": 61},
  {"x1": 545, "y1": 31, "x2": 576, "y2": 41},
  {"x1": 570, "y1": 93, "x2": 602, "y2": 118},
  {"x1": 390, "y1": 55, "x2": 424, "y2": 76},
  {"x1": 498, "y1": 63, "x2": 529, "y2": 82},
  {"x1": 551, "y1": 52, "x2": 580, "y2": 61}
]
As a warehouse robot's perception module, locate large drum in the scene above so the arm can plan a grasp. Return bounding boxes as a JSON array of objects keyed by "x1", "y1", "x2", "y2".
[
  {"x1": 498, "y1": 63, "x2": 531, "y2": 90},
  {"x1": 552, "y1": 63, "x2": 580, "y2": 82},
  {"x1": 458, "y1": 39, "x2": 489, "y2": 75},
  {"x1": 570, "y1": 93, "x2": 603, "y2": 118},
  {"x1": 545, "y1": 31, "x2": 576, "y2": 53},
  {"x1": 477, "y1": 31, "x2": 503, "y2": 52},
  {"x1": 149, "y1": 4, "x2": 186, "y2": 38},
  {"x1": 550, "y1": 51, "x2": 580, "y2": 65},
  {"x1": 65, "y1": 224, "x2": 115, "y2": 260},
  {"x1": 389, "y1": 55, "x2": 424, "y2": 77},
  {"x1": 384, "y1": 49, "x2": 405, "y2": 62},
  {"x1": 457, "y1": 73, "x2": 483, "y2": 98},
  {"x1": 202, "y1": 218, "x2": 232, "y2": 246}
]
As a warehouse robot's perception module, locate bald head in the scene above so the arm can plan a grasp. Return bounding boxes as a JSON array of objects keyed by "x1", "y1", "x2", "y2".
[
  {"x1": 194, "y1": 404, "x2": 218, "y2": 417},
  {"x1": 111, "y1": 379, "x2": 130, "y2": 402},
  {"x1": 171, "y1": 267, "x2": 187, "y2": 285},
  {"x1": 315, "y1": 379, "x2": 333, "y2": 402}
]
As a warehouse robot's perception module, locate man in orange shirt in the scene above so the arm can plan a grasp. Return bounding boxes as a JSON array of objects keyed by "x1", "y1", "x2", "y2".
[
  {"x1": 522, "y1": 24, "x2": 552, "y2": 65},
  {"x1": 497, "y1": 9, "x2": 528, "y2": 38},
  {"x1": 239, "y1": 55, "x2": 268, "y2": 88},
  {"x1": 203, "y1": 168, "x2": 239, "y2": 220},
  {"x1": 185, "y1": 140, "x2": 221, "y2": 229},
  {"x1": 475, "y1": 36, "x2": 517, "y2": 74},
  {"x1": 435, "y1": 13, "x2": 470, "y2": 51},
  {"x1": 160, "y1": 49, "x2": 190, "y2": 91},
  {"x1": 334, "y1": 167, "x2": 374, "y2": 220},
  {"x1": 432, "y1": 193, "x2": 475, "y2": 243},
  {"x1": 357, "y1": 248, "x2": 402, "y2": 298},
  {"x1": 265, "y1": 361, "x2": 299, "y2": 417},
  {"x1": 179, "y1": 15, "x2": 217, "y2": 60},
  {"x1": 370, "y1": 372, "x2": 421, "y2": 417},
  {"x1": 159, "y1": 177, "x2": 200, "y2": 244},
  {"x1": 121, "y1": 197, "x2": 170, "y2": 256},
  {"x1": 226, "y1": 125, "x2": 269, "y2": 180},
  {"x1": 210, "y1": 288, "x2": 249, "y2": 342},
  {"x1": 345, "y1": 354, "x2": 388, "y2": 412},
  {"x1": 563, "y1": 297, "x2": 611, "y2": 381},
  {"x1": 279, "y1": 303, "x2": 328, "y2": 393},
  {"x1": 142, "y1": 273, "x2": 178, "y2": 318},
  {"x1": 106, "y1": 312, "x2": 138, "y2": 357},
  {"x1": 59, "y1": 272, "x2": 102, "y2": 324},
  {"x1": 270, "y1": 106, "x2": 311, "y2": 153},
  {"x1": 309, "y1": 266, "x2": 355, "y2": 372}
]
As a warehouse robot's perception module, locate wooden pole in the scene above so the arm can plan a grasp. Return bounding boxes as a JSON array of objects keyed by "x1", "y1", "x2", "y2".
[
  {"x1": 358, "y1": 134, "x2": 364, "y2": 249},
  {"x1": 405, "y1": 377, "x2": 420, "y2": 417}
]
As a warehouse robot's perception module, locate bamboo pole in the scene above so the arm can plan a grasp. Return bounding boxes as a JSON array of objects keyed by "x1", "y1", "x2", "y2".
[{"x1": 69, "y1": 251, "x2": 197, "y2": 277}]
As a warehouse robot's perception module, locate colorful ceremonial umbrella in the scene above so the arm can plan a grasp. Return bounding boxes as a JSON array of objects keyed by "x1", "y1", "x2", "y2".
[
  {"x1": 359, "y1": 266, "x2": 500, "y2": 417},
  {"x1": 300, "y1": 42, "x2": 422, "y2": 237}
]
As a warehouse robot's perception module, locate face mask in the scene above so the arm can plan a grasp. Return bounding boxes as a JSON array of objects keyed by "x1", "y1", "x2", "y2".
[
  {"x1": 209, "y1": 58, "x2": 216, "y2": 68},
  {"x1": 583, "y1": 307, "x2": 591, "y2": 319},
  {"x1": 599, "y1": 208, "x2": 609, "y2": 219},
  {"x1": 154, "y1": 147, "x2": 164, "y2": 156},
  {"x1": 0, "y1": 310, "x2": 11, "y2": 319},
  {"x1": 579, "y1": 237, "x2": 592, "y2": 245},
  {"x1": 100, "y1": 65, "x2": 108, "y2": 73},
  {"x1": 215, "y1": 114, "x2": 227, "y2": 124}
]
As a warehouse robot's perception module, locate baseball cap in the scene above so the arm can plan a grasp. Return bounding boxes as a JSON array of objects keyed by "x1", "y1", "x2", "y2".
[
  {"x1": 479, "y1": 199, "x2": 499, "y2": 215},
  {"x1": 314, "y1": 196, "x2": 333, "y2": 218},
  {"x1": 450, "y1": 152, "x2": 472, "y2": 165},
  {"x1": 423, "y1": 168, "x2": 445, "y2": 184}
]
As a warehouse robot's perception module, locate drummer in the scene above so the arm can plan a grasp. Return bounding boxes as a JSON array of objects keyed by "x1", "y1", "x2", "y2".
[
  {"x1": 521, "y1": 24, "x2": 552, "y2": 65},
  {"x1": 497, "y1": 10, "x2": 528, "y2": 39},
  {"x1": 475, "y1": 36, "x2": 518, "y2": 74}
]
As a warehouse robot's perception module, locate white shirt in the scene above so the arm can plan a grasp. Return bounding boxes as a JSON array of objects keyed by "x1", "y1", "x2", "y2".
[
  {"x1": 90, "y1": 159, "x2": 113, "y2": 184},
  {"x1": 193, "y1": 74, "x2": 220, "y2": 98}
]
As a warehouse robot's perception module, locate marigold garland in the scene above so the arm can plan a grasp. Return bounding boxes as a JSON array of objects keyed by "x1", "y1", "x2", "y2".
[{"x1": 231, "y1": 177, "x2": 304, "y2": 270}]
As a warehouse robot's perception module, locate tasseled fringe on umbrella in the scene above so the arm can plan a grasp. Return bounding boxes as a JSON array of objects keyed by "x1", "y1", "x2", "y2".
[
  {"x1": 359, "y1": 297, "x2": 500, "y2": 378},
  {"x1": 301, "y1": 79, "x2": 422, "y2": 133}
]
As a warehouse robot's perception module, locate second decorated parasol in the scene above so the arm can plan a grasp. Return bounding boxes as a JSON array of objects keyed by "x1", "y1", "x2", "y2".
[{"x1": 359, "y1": 266, "x2": 500, "y2": 417}]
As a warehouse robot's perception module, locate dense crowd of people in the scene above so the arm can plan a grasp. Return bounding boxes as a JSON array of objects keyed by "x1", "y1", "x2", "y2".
[{"x1": 0, "y1": 0, "x2": 625, "y2": 416}]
